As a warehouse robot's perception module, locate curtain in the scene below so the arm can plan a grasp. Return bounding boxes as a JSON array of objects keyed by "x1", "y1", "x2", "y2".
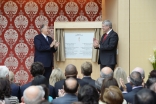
[
  {"x1": 55, "y1": 29, "x2": 65, "y2": 61},
  {"x1": 92, "y1": 28, "x2": 102, "y2": 62}
]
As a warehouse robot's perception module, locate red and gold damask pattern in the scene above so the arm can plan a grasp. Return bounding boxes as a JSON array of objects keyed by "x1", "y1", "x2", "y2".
[{"x1": 0, "y1": 0, "x2": 102, "y2": 85}]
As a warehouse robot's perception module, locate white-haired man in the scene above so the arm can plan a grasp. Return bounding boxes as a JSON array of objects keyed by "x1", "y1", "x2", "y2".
[{"x1": 0, "y1": 66, "x2": 20, "y2": 100}]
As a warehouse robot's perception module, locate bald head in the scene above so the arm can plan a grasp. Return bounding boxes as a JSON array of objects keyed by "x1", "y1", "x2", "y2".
[
  {"x1": 23, "y1": 86, "x2": 45, "y2": 104},
  {"x1": 65, "y1": 64, "x2": 78, "y2": 78},
  {"x1": 132, "y1": 67, "x2": 145, "y2": 79},
  {"x1": 64, "y1": 77, "x2": 79, "y2": 94},
  {"x1": 100, "y1": 67, "x2": 113, "y2": 78}
]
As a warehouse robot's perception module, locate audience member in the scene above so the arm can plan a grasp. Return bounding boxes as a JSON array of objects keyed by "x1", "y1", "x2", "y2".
[
  {"x1": 81, "y1": 62, "x2": 95, "y2": 87},
  {"x1": 22, "y1": 86, "x2": 45, "y2": 104},
  {"x1": 0, "y1": 66, "x2": 20, "y2": 101},
  {"x1": 102, "y1": 86, "x2": 124, "y2": 104},
  {"x1": 100, "y1": 77, "x2": 120, "y2": 103},
  {"x1": 114, "y1": 67, "x2": 127, "y2": 87},
  {"x1": 149, "y1": 70, "x2": 156, "y2": 78},
  {"x1": 133, "y1": 88, "x2": 156, "y2": 104},
  {"x1": 100, "y1": 67, "x2": 113, "y2": 78},
  {"x1": 31, "y1": 75, "x2": 53, "y2": 102},
  {"x1": 49, "y1": 68, "x2": 65, "y2": 86},
  {"x1": 0, "y1": 77, "x2": 19, "y2": 103},
  {"x1": 121, "y1": 71, "x2": 143, "y2": 103},
  {"x1": 95, "y1": 78, "x2": 104, "y2": 93},
  {"x1": 52, "y1": 77, "x2": 79, "y2": 104},
  {"x1": 78, "y1": 85, "x2": 99, "y2": 104},
  {"x1": 121, "y1": 67, "x2": 145, "y2": 92},
  {"x1": 20, "y1": 62, "x2": 55, "y2": 99},
  {"x1": 95, "y1": 66, "x2": 113, "y2": 93},
  {"x1": 54, "y1": 64, "x2": 88, "y2": 96},
  {"x1": 146, "y1": 77, "x2": 156, "y2": 93}
]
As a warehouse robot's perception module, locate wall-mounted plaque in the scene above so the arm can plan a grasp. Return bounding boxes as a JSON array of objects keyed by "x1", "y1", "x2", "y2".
[{"x1": 65, "y1": 31, "x2": 94, "y2": 59}]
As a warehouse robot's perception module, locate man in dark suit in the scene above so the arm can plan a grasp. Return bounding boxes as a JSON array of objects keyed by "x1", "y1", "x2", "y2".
[
  {"x1": 81, "y1": 62, "x2": 95, "y2": 87},
  {"x1": 34, "y1": 24, "x2": 59, "y2": 80},
  {"x1": 93, "y1": 20, "x2": 119, "y2": 71},
  {"x1": 54, "y1": 64, "x2": 88, "y2": 96},
  {"x1": 20, "y1": 62, "x2": 56, "y2": 99},
  {"x1": 120, "y1": 67, "x2": 145, "y2": 92},
  {"x1": 52, "y1": 77, "x2": 79, "y2": 104},
  {"x1": 121, "y1": 71, "x2": 143, "y2": 104}
]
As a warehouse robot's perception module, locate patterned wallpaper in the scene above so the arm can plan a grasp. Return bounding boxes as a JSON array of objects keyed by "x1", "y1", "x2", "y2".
[{"x1": 0, "y1": 0, "x2": 102, "y2": 85}]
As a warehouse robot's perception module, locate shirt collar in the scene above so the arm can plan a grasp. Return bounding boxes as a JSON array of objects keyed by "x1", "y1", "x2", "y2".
[
  {"x1": 107, "y1": 29, "x2": 112, "y2": 35},
  {"x1": 42, "y1": 33, "x2": 47, "y2": 38}
]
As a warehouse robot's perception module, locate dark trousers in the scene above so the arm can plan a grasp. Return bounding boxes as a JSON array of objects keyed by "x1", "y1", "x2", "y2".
[
  {"x1": 100, "y1": 64, "x2": 115, "y2": 71},
  {"x1": 43, "y1": 65, "x2": 52, "y2": 81}
]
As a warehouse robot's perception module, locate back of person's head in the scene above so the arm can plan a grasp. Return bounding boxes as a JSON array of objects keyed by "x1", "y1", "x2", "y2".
[
  {"x1": 31, "y1": 75, "x2": 49, "y2": 88},
  {"x1": 78, "y1": 85, "x2": 99, "y2": 104},
  {"x1": 9, "y1": 71, "x2": 14, "y2": 82},
  {"x1": 81, "y1": 62, "x2": 92, "y2": 76},
  {"x1": 133, "y1": 88, "x2": 156, "y2": 104},
  {"x1": 30, "y1": 62, "x2": 45, "y2": 77},
  {"x1": 149, "y1": 70, "x2": 156, "y2": 78},
  {"x1": 103, "y1": 86, "x2": 123, "y2": 104},
  {"x1": 0, "y1": 78, "x2": 11, "y2": 100},
  {"x1": 100, "y1": 77, "x2": 119, "y2": 102},
  {"x1": 23, "y1": 85, "x2": 45, "y2": 104},
  {"x1": 114, "y1": 67, "x2": 127, "y2": 87},
  {"x1": 49, "y1": 68, "x2": 65, "y2": 86},
  {"x1": 0, "y1": 66, "x2": 9, "y2": 78},
  {"x1": 130, "y1": 71, "x2": 143, "y2": 86},
  {"x1": 132, "y1": 67, "x2": 145, "y2": 79},
  {"x1": 100, "y1": 67, "x2": 113, "y2": 78},
  {"x1": 63, "y1": 77, "x2": 79, "y2": 94},
  {"x1": 95, "y1": 78, "x2": 104, "y2": 93},
  {"x1": 146, "y1": 77, "x2": 156, "y2": 93},
  {"x1": 65, "y1": 64, "x2": 78, "y2": 78}
]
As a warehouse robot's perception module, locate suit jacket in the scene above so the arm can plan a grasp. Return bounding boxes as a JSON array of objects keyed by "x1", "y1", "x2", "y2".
[
  {"x1": 123, "y1": 87, "x2": 143, "y2": 103},
  {"x1": 34, "y1": 34, "x2": 57, "y2": 67},
  {"x1": 120, "y1": 83, "x2": 132, "y2": 92},
  {"x1": 52, "y1": 93, "x2": 78, "y2": 104},
  {"x1": 98, "y1": 30, "x2": 118, "y2": 65},
  {"x1": 10, "y1": 83, "x2": 20, "y2": 100},
  {"x1": 54, "y1": 78, "x2": 88, "y2": 96},
  {"x1": 20, "y1": 82, "x2": 56, "y2": 98},
  {"x1": 82, "y1": 77, "x2": 95, "y2": 88}
]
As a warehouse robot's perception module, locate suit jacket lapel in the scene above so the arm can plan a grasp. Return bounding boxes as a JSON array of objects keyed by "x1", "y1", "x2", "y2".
[{"x1": 101, "y1": 30, "x2": 114, "y2": 44}]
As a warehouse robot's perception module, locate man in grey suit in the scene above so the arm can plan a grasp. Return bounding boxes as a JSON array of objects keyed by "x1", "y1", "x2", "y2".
[{"x1": 52, "y1": 77, "x2": 79, "y2": 104}]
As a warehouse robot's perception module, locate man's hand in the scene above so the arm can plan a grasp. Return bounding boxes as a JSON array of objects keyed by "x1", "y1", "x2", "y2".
[
  {"x1": 58, "y1": 89, "x2": 65, "y2": 97},
  {"x1": 54, "y1": 42, "x2": 60, "y2": 48},
  {"x1": 93, "y1": 38, "x2": 99, "y2": 47},
  {"x1": 120, "y1": 78, "x2": 127, "y2": 91},
  {"x1": 50, "y1": 40, "x2": 56, "y2": 47}
]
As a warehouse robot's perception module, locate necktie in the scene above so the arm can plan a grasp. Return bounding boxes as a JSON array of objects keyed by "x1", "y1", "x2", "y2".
[
  {"x1": 46, "y1": 36, "x2": 48, "y2": 42},
  {"x1": 103, "y1": 33, "x2": 108, "y2": 42}
]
